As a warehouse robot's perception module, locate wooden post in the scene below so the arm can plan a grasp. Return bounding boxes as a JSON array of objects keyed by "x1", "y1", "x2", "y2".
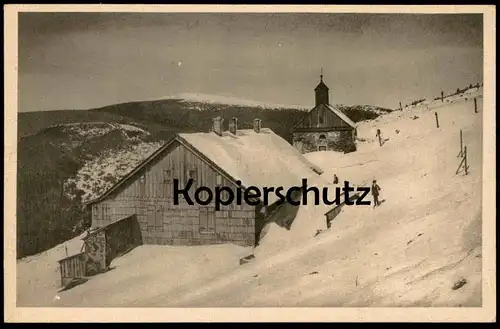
[
  {"x1": 464, "y1": 146, "x2": 468, "y2": 175},
  {"x1": 441, "y1": 91, "x2": 444, "y2": 102},
  {"x1": 474, "y1": 98, "x2": 478, "y2": 113},
  {"x1": 455, "y1": 156, "x2": 466, "y2": 175},
  {"x1": 399, "y1": 101, "x2": 402, "y2": 111},
  {"x1": 456, "y1": 145, "x2": 469, "y2": 175},
  {"x1": 435, "y1": 112, "x2": 439, "y2": 128},
  {"x1": 457, "y1": 129, "x2": 463, "y2": 157},
  {"x1": 460, "y1": 129, "x2": 463, "y2": 156}
]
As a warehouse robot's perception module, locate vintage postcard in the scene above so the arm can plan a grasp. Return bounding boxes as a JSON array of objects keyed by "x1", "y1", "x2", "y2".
[{"x1": 4, "y1": 4, "x2": 496, "y2": 322}]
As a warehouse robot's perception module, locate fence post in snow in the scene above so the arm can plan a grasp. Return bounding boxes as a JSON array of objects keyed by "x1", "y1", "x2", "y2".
[
  {"x1": 474, "y1": 98, "x2": 478, "y2": 113},
  {"x1": 399, "y1": 102, "x2": 402, "y2": 111},
  {"x1": 376, "y1": 129, "x2": 382, "y2": 147},
  {"x1": 455, "y1": 145, "x2": 469, "y2": 175},
  {"x1": 434, "y1": 112, "x2": 439, "y2": 128},
  {"x1": 441, "y1": 91, "x2": 444, "y2": 102},
  {"x1": 457, "y1": 129, "x2": 463, "y2": 158},
  {"x1": 464, "y1": 146, "x2": 468, "y2": 175}
]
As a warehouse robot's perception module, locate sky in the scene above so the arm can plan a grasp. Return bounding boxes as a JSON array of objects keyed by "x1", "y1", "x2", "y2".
[{"x1": 18, "y1": 12, "x2": 483, "y2": 112}]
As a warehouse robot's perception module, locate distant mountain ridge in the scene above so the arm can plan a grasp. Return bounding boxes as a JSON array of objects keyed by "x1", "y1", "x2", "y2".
[
  {"x1": 19, "y1": 96, "x2": 393, "y2": 139},
  {"x1": 151, "y1": 92, "x2": 309, "y2": 110}
]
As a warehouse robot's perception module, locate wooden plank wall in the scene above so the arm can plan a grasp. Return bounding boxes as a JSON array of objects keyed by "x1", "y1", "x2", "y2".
[
  {"x1": 295, "y1": 104, "x2": 352, "y2": 129},
  {"x1": 92, "y1": 140, "x2": 256, "y2": 247},
  {"x1": 59, "y1": 252, "x2": 86, "y2": 287},
  {"x1": 105, "y1": 216, "x2": 142, "y2": 265}
]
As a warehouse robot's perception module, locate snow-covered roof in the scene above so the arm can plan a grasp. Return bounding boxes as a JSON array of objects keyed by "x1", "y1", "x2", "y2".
[
  {"x1": 292, "y1": 103, "x2": 357, "y2": 130},
  {"x1": 178, "y1": 128, "x2": 324, "y2": 205},
  {"x1": 86, "y1": 127, "x2": 323, "y2": 206},
  {"x1": 325, "y1": 104, "x2": 357, "y2": 129}
]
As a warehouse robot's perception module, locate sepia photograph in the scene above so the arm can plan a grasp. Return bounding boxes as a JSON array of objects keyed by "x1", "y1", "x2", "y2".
[{"x1": 4, "y1": 4, "x2": 496, "y2": 322}]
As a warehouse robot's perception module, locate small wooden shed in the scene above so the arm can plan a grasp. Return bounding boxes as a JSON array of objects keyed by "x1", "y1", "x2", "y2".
[
  {"x1": 58, "y1": 252, "x2": 87, "y2": 287},
  {"x1": 82, "y1": 214, "x2": 142, "y2": 270},
  {"x1": 57, "y1": 214, "x2": 142, "y2": 287}
]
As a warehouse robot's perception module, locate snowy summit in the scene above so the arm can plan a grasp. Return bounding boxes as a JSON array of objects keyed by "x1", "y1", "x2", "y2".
[{"x1": 155, "y1": 92, "x2": 309, "y2": 110}]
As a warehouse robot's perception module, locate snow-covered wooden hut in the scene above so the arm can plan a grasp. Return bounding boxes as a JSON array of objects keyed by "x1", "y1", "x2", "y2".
[{"x1": 84, "y1": 117, "x2": 323, "y2": 248}]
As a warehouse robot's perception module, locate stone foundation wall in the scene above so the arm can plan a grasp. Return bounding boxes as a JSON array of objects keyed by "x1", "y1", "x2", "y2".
[
  {"x1": 292, "y1": 130, "x2": 356, "y2": 154},
  {"x1": 84, "y1": 230, "x2": 106, "y2": 274},
  {"x1": 93, "y1": 201, "x2": 256, "y2": 248}
]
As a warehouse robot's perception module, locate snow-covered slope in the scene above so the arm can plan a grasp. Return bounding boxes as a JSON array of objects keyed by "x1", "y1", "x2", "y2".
[
  {"x1": 17, "y1": 238, "x2": 251, "y2": 307},
  {"x1": 337, "y1": 103, "x2": 393, "y2": 115},
  {"x1": 52, "y1": 122, "x2": 165, "y2": 203},
  {"x1": 155, "y1": 91, "x2": 483, "y2": 308},
  {"x1": 44, "y1": 122, "x2": 151, "y2": 145},
  {"x1": 17, "y1": 88, "x2": 484, "y2": 308},
  {"x1": 64, "y1": 141, "x2": 163, "y2": 203},
  {"x1": 16, "y1": 232, "x2": 88, "y2": 307}
]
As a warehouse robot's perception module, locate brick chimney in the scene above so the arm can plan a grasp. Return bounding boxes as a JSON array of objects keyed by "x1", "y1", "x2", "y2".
[
  {"x1": 229, "y1": 117, "x2": 238, "y2": 135},
  {"x1": 253, "y1": 118, "x2": 262, "y2": 133},
  {"x1": 212, "y1": 116, "x2": 224, "y2": 136}
]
